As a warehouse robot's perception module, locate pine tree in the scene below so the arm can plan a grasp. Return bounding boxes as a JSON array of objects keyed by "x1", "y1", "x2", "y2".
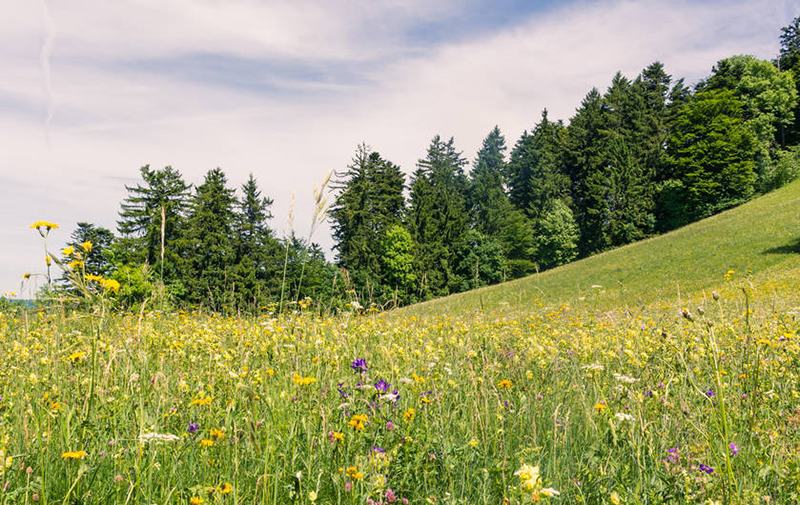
[
  {"x1": 407, "y1": 136, "x2": 469, "y2": 297},
  {"x1": 179, "y1": 168, "x2": 238, "y2": 309},
  {"x1": 231, "y1": 174, "x2": 277, "y2": 309},
  {"x1": 506, "y1": 110, "x2": 568, "y2": 221},
  {"x1": 116, "y1": 165, "x2": 191, "y2": 280},
  {"x1": 330, "y1": 144, "x2": 406, "y2": 301},
  {"x1": 68, "y1": 222, "x2": 115, "y2": 276},
  {"x1": 469, "y1": 126, "x2": 507, "y2": 230},
  {"x1": 470, "y1": 126, "x2": 537, "y2": 278}
]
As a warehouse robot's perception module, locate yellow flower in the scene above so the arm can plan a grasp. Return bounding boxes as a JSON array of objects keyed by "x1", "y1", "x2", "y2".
[
  {"x1": 61, "y1": 450, "x2": 87, "y2": 460},
  {"x1": 101, "y1": 279, "x2": 120, "y2": 293},
  {"x1": 67, "y1": 351, "x2": 86, "y2": 363},
  {"x1": 292, "y1": 373, "x2": 317, "y2": 386},
  {"x1": 403, "y1": 408, "x2": 416, "y2": 423},
  {"x1": 81, "y1": 241, "x2": 93, "y2": 252},
  {"x1": 593, "y1": 403, "x2": 607, "y2": 414},
  {"x1": 190, "y1": 498, "x2": 205, "y2": 504},
  {"x1": 45, "y1": 256, "x2": 52, "y2": 265},
  {"x1": 62, "y1": 245, "x2": 75, "y2": 256},
  {"x1": 200, "y1": 439, "x2": 214, "y2": 447},
  {"x1": 210, "y1": 428, "x2": 224, "y2": 440},
  {"x1": 191, "y1": 397, "x2": 212, "y2": 406},
  {"x1": 346, "y1": 466, "x2": 363, "y2": 480},
  {"x1": 610, "y1": 491, "x2": 621, "y2": 505},
  {"x1": 498, "y1": 379, "x2": 513, "y2": 389},
  {"x1": 23, "y1": 273, "x2": 31, "y2": 279},
  {"x1": 348, "y1": 414, "x2": 368, "y2": 431},
  {"x1": 332, "y1": 431, "x2": 344, "y2": 442},
  {"x1": 514, "y1": 463, "x2": 541, "y2": 492},
  {"x1": 30, "y1": 221, "x2": 59, "y2": 230},
  {"x1": 220, "y1": 482, "x2": 232, "y2": 495},
  {"x1": 266, "y1": 368, "x2": 275, "y2": 376}
]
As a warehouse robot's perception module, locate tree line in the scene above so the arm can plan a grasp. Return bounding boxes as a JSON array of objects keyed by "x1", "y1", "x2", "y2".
[{"x1": 52, "y1": 18, "x2": 800, "y2": 311}]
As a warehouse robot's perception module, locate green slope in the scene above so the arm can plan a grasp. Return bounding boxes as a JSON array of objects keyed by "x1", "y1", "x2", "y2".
[{"x1": 401, "y1": 180, "x2": 800, "y2": 318}]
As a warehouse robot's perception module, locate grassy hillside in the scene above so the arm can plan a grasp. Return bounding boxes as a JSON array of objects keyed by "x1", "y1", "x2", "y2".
[{"x1": 401, "y1": 180, "x2": 800, "y2": 318}]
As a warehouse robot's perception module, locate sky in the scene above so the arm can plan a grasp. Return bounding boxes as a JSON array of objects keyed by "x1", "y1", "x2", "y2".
[{"x1": 1, "y1": 0, "x2": 798, "y2": 296}]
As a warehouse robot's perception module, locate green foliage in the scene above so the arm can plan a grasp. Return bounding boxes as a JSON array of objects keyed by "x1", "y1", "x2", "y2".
[
  {"x1": 67, "y1": 222, "x2": 115, "y2": 276},
  {"x1": 380, "y1": 224, "x2": 416, "y2": 297},
  {"x1": 330, "y1": 144, "x2": 405, "y2": 302},
  {"x1": 454, "y1": 230, "x2": 506, "y2": 291},
  {"x1": 111, "y1": 263, "x2": 154, "y2": 306},
  {"x1": 179, "y1": 168, "x2": 238, "y2": 310},
  {"x1": 408, "y1": 135, "x2": 470, "y2": 298},
  {"x1": 117, "y1": 165, "x2": 191, "y2": 280},
  {"x1": 664, "y1": 89, "x2": 757, "y2": 224},
  {"x1": 506, "y1": 110, "x2": 568, "y2": 221},
  {"x1": 534, "y1": 199, "x2": 579, "y2": 270}
]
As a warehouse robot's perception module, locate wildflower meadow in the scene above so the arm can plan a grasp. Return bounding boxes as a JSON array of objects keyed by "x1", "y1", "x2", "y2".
[{"x1": 1, "y1": 224, "x2": 800, "y2": 503}]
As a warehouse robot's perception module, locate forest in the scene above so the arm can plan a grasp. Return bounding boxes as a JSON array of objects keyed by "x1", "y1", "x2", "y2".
[{"x1": 38, "y1": 17, "x2": 800, "y2": 311}]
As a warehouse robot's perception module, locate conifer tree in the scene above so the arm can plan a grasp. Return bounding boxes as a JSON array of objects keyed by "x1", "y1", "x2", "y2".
[
  {"x1": 180, "y1": 168, "x2": 238, "y2": 309},
  {"x1": 407, "y1": 135, "x2": 469, "y2": 297},
  {"x1": 116, "y1": 165, "x2": 191, "y2": 280},
  {"x1": 68, "y1": 222, "x2": 115, "y2": 276},
  {"x1": 330, "y1": 144, "x2": 405, "y2": 300}
]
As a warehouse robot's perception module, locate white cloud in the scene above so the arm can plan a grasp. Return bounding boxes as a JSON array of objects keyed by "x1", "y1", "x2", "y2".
[{"x1": 1, "y1": 0, "x2": 798, "y2": 294}]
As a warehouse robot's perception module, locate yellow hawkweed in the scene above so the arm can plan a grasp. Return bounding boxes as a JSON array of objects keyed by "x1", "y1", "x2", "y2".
[
  {"x1": 30, "y1": 221, "x2": 59, "y2": 230},
  {"x1": 498, "y1": 379, "x2": 513, "y2": 389},
  {"x1": 61, "y1": 450, "x2": 87, "y2": 460},
  {"x1": 348, "y1": 414, "x2": 368, "y2": 431},
  {"x1": 594, "y1": 403, "x2": 607, "y2": 414},
  {"x1": 292, "y1": 373, "x2": 317, "y2": 386}
]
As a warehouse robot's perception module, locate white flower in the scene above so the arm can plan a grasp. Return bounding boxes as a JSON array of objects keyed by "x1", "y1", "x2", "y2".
[
  {"x1": 582, "y1": 364, "x2": 605, "y2": 372},
  {"x1": 614, "y1": 412, "x2": 635, "y2": 423},
  {"x1": 138, "y1": 432, "x2": 180, "y2": 444},
  {"x1": 612, "y1": 373, "x2": 640, "y2": 384}
]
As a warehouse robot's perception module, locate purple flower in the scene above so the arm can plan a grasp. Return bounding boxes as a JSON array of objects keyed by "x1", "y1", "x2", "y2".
[
  {"x1": 372, "y1": 445, "x2": 385, "y2": 453},
  {"x1": 374, "y1": 379, "x2": 390, "y2": 393},
  {"x1": 337, "y1": 382, "x2": 349, "y2": 399},
  {"x1": 706, "y1": 390, "x2": 715, "y2": 397},
  {"x1": 729, "y1": 443, "x2": 738, "y2": 455},
  {"x1": 187, "y1": 422, "x2": 199, "y2": 433},
  {"x1": 386, "y1": 488, "x2": 397, "y2": 503},
  {"x1": 350, "y1": 358, "x2": 368, "y2": 373},
  {"x1": 386, "y1": 421, "x2": 396, "y2": 431},
  {"x1": 698, "y1": 463, "x2": 714, "y2": 474}
]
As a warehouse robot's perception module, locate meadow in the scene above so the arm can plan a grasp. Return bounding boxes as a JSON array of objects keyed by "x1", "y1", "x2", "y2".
[
  {"x1": 1, "y1": 257, "x2": 800, "y2": 504},
  {"x1": 3, "y1": 181, "x2": 800, "y2": 504}
]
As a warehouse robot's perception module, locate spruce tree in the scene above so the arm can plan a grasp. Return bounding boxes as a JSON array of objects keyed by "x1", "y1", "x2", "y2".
[
  {"x1": 68, "y1": 222, "x2": 115, "y2": 276},
  {"x1": 180, "y1": 168, "x2": 238, "y2": 309},
  {"x1": 330, "y1": 144, "x2": 406, "y2": 301},
  {"x1": 407, "y1": 135, "x2": 469, "y2": 297},
  {"x1": 116, "y1": 165, "x2": 191, "y2": 280}
]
